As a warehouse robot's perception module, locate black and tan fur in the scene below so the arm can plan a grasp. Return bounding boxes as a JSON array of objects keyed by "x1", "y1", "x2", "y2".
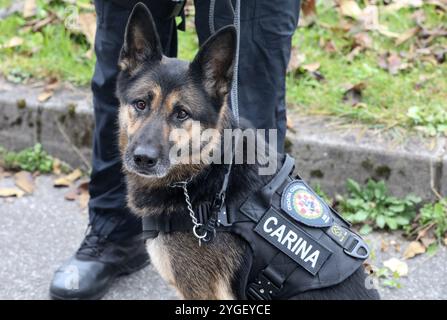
[{"x1": 116, "y1": 3, "x2": 379, "y2": 300}]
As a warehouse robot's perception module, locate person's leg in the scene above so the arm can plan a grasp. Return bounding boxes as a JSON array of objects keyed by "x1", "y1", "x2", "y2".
[
  {"x1": 50, "y1": 0, "x2": 178, "y2": 300},
  {"x1": 194, "y1": 0, "x2": 301, "y2": 153},
  {"x1": 88, "y1": 0, "x2": 178, "y2": 242}
]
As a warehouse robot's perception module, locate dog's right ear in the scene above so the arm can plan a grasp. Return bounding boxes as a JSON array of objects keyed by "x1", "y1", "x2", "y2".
[{"x1": 119, "y1": 3, "x2": 162, "y2": 72}]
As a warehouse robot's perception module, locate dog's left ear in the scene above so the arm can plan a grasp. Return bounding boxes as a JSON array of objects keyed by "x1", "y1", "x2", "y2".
[
  {"x1": 119, "y1": 3, "x2": 163, "y2": 72},
  {"x1": 190, "y1": 26, "x2": 236, "y2": 99}
]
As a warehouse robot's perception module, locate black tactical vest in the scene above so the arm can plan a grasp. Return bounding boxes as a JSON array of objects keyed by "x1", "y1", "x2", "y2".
[{"x1": 142, "y1": 155, "x2": 370, "y2": 300}]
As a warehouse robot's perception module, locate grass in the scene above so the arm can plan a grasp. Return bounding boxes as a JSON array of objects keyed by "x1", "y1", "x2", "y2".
[
  {"x1": 0, "y1": 1, "x2": 446, "y2": 134},
  {"x1": 287, "y1": 2, "x2": 447, "y2": 132},
  {"x1": 0, "y1": 0, "x2": 95, "y2": 85}
]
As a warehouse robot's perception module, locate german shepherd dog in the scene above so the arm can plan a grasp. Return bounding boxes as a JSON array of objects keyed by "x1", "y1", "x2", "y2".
[{"x1": 116, "y1": 3, "x2": 380, "y2": 300}]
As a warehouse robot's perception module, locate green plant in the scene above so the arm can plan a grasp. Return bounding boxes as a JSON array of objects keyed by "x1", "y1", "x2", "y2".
[
  {"x1": 375, "y1": 267, "x2": 402, "y2": 289},
  {"x1": 407, "y1": 106, "x2": 447, "y2": 136},
  {"x1": 418, "y1": 198, "x2": 447, "y2": 241},
  {"x1": 1, "y1": 143, "x2": 54, "y2": 173},
  {"x1": 339, "y1": 179, "x2": 421, "y2": 234},
  {"x1": 312, "y1": 183, "x2": 332, "y2": 205}
]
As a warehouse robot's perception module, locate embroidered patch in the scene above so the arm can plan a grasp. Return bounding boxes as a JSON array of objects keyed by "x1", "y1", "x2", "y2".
[
  {"x1": 254, "y1": 208, "x2": 332, "y2": 275},
  {"x1": 281, "y1": 180, "x2": 333, "y2": 227}
]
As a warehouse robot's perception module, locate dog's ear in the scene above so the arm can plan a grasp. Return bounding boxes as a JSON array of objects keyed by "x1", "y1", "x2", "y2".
[
  {"x1": 190, "y1": 26, "x2": 236, "y2": 99},
  {"x1": 119, "y1": 3, "x2": 162, "y2": 72}
]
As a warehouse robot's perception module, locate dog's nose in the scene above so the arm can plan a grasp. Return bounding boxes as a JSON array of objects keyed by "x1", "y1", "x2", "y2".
[{"x1": 133, "y1": 145, "x2": 159, "y2": 169}]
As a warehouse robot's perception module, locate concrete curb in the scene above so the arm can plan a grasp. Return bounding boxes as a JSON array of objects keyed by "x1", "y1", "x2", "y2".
[{"x1": 1, "y1": 78, "x2": 445, "y2": 201}]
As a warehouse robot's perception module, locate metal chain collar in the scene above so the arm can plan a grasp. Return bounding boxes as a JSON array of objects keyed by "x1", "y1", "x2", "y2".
[{"x1": 171, "y1": 181, "x2": 208, "y2": 245}]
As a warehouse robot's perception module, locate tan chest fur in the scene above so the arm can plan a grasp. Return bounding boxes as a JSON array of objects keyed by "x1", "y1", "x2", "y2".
[{"x1": 146, "y1": 237, "x2": 176, "y2": 287}]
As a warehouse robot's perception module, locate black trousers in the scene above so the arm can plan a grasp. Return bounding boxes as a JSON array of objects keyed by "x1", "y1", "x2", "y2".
[{"x1": 89, "y1": 0, "x2": 301, "y2": 240}]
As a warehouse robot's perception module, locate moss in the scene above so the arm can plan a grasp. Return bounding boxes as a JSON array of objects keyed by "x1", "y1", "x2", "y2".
[
  {"x1": 16, "y1": 99, "x2": 26, "y2": 109},
  {"x1": 67, "y1": 103, "x2": 77, "y2": 117},
  {"x1": 310, "y1": 169, "x2": 324, "y2": 178},
  {"x1": 375, "y1": 165, "x2": 391, "y2": 180}
]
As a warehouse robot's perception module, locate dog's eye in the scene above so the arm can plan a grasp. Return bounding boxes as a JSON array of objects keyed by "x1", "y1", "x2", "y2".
[
  {"x1": 134, "y1": 100, "x2": 146, "y2": 111},
  {"x1": 176, "y1": 109, "x2": 189, "y2": 121}
]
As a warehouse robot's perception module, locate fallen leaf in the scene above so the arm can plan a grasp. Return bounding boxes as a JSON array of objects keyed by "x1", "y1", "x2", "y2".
[
  {"x1": 14, "y1": 171, "x2": 34, "y2": 193},
  {"x1": 380, "y1": 239, "x2": 389, "y2": 252},
  {"x1": 301, "y1": 0, "x2": 316, "y2": 17},
  {"x1": 420, "y1": 236, "x2": 436, "y2": 248},
  {"x1": 78, "y1": 12, "x2": 96, "y2": 59},
  {"x1": 347, "y1": 46, "x2": 362, "y2": 61},
  {"x1": 384, "y1": 0, "x2": 423, "y2": 12},
  {"x1": 37, "y1": 78, "x2": 59, "y2": 102},
  {"x1": 361, "y1": 5, "x2": 380, "y2": 31},
  {"x1": 22, "y1": 0, "x2": 36, "y2": 18},
  {"x1": 0, "y1": 187, "x2": 25, "y2": 198},
  {"x1": 403, "y1": 241, "x2": 426, "y2": 259},
  {"x1": 339, "y1": 0, "x2": 363, "y2": 20},
  {"x1": 64, "y1": 187, "x2": 78, "y2": 201},
  {"x1": 0, "y1": 36, "x2": 23, "y2": 49},
  {"x1": 383, "y1": 258, "x2": 408, "y2": 277},
  {"x1": 286, "y1": 117, "x2": 296, "y2": 133},
  {"x1": 301, "y1": 62, "x2": 320, "y2": 73},
  {"x1": 54, "y1": 169, "x2": 82, "y2": 187},
  {"x1": 342, "y1": 82, "x2": 367, "y2": 106},
  {"x1": 388, "y1": 53, "x2": 403, "y2": 75},
  {"x1": 322, "y1": 40, "x2": 338, "y2": 54},
  {"x1": 78, "y1": 191, "x2": 90, "y2": 209},
  {"x1": 287, "y1": 47, "x2": 306, "y2": 73},
  {"x1": 396, "y1": 27, "x2": 421, "y2": 46},
  {"x1": 52, "y1": 158, "x2": 62, "y2": 175},
  {"x1": 37, "y1": 90, "x2": 53, "y2": 102},
  {"x1": 353, "y1": 32, "x2": 373, "y2": 49}
]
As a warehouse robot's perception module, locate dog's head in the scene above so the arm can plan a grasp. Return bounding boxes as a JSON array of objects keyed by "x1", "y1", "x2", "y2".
[{"x1": 116, "y1": 3, "x2": 236, "y2": 181}]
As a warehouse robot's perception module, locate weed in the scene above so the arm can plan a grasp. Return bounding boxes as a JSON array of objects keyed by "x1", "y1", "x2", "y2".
[
  {"x1": 338, "y1": 179, "x2": 421, "y2": 234},
  {"x1": 0, "y1": 143, "x2": 54, "y2": 173}
]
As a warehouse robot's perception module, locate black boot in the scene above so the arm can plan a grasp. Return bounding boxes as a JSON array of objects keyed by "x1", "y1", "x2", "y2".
[{"x1": 49, "y1": 231, "x2": 149, "y2": 300}]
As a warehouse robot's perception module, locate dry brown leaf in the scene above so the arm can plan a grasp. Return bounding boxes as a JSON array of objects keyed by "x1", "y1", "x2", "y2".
[
  {"x1": 52, "y1": 158, "x2": 62, "y2": 175},
  {"x1": 388, "y1": 53, "x2": 403, "y2": 75},
  {"x1": 1, "y1": 37, "x2": 24, "y2": 49},
  {"x1": 64, "y1": 188, "x2": 78, "y2": 201},
  {"x1": 302, "y1": 62, "x2": 320, "y2": 73},
  {"x1": 322, "y1": 40, "x2": 338, "y2": 53},
  {"x1": 353, "y1": 32, "x2": 373, "y2": 49},
  {"x1": 403, "y1": 241, "x2": 426, "y2": 259},
  {"x1": 380, "y1": 239, "x2": 389, "y2": 252},
  {"x1": 384, "y1": 0, "x2": 423, "y2": 12},
  {"x1": 31, "y1": 15, "x2": 56, "y2": 32},
  {"x1": 77, "y1": 179, "x2": 90, "y2": 209},
  {"x1": 301, "y1": 0, "x2": 316, "y2": 17},
  {"x1": 0, "y1": 187, "x2": 25, "y2": 198},
  {"x1": 23, "y1": 0, "x2": 37, "y2": 18},
  {"x1": 78, "y1": 12, "x2": 96, "y2": 59},
  {"x1": 287, "y1": 47, "x2": 306, "y2": 73},
  {"x1": 37, "y1": 78, "x2": 59, "y2": 102},
  {"x1": 286, "y1": 117, "x2": 296, "y2": 133},
  {"x1": 420, "y1": 236, "x2": 436, "y2": 248},
  {"x1": 14, "y1": 171, "x2": 34, "y2": 193},
  {"x1": 78, "y1": 191, "x2": 90, "y2": 209},
  {"x1": 396, "y1": 27, "x2": 421, "y2": 46},
  {"x1": 37, "y1": 90, "x2": 53, "y2": 102},
  {"x1": 383, "y1": 258, "x2": 408, "y2": 277},
  {"x1": 339, "y1": 0, "x2": 363, "y2": 19},
  {"x1": 54, "y1": 169, "x2": 82, "y2": 187},
  {"x1": 342, "y1": 82, "x2": 367, "y2": 105}
]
